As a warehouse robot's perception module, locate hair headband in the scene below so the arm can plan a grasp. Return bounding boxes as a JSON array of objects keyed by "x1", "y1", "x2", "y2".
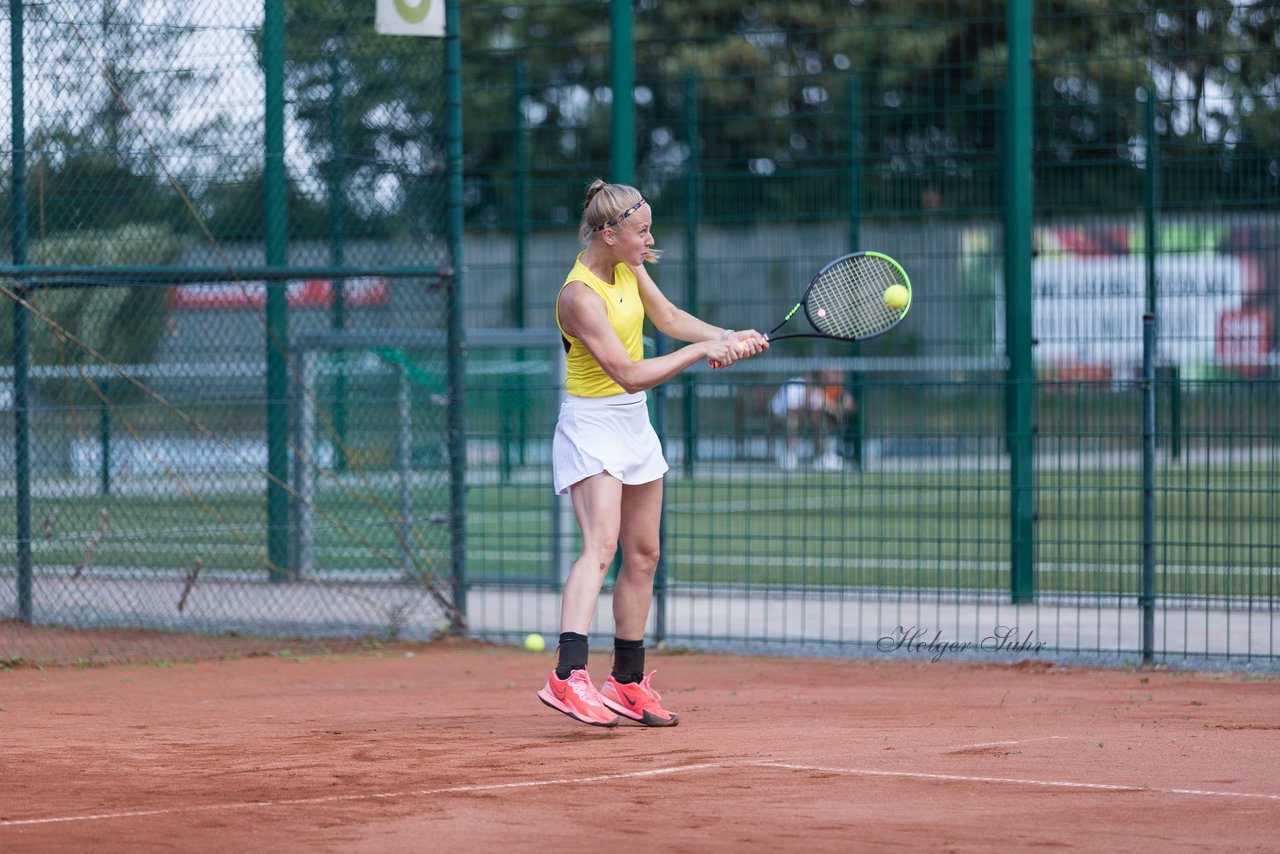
[{"x1": 591, "y1": 199, "x2": 646, "y2": 233}]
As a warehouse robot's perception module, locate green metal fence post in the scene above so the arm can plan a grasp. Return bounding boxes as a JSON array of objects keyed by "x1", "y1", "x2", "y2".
[
  {"x1": 653, "y1": 331, "x2": 668, "y2": 643},
  {"x1": 1143, "y1": 89, "x2": 1158, "y2": 319},
  {"x1": 682, "y1": 71, "x2": 699, "y2": 476},
  {"x1": 500, "y1": 373, "x2": 515, "y2": 481},
  {"x1": 9, "y1": 0, "x2": 32, "y2": 622},
  {"x1": 513, "y1": 60, "x2": 528, "y2": 327},
  {"x1": 1143, "y1": 89, "x2": 1179, "y2": 461},
  {"x1": 846, "y1": 74, "x2": 864, "y2": 469},
  {"x1": 609, "y1": 0, "x2": 634, "y2": 185},
  {"x1": 512, "y1": 59, "x2": 529, "y2": 469},
  {"x1": 329, "y1": 53, "x2": 348, "y2": 472},
  {"x1": 264, "y1": 0, "x2": 290, "y2": 581},
  {"x1": 606, "y1": 0, "x2": 634, "y2": 592},
  {"x1": 1004, "y1": 0, "x2": 1036, "y2": 604},
  {"x1": 1140, "y1": 90, "x2": 1159, "y2": 665},
  {"x1": 99, "y1": 380, "x2": 111, "y2": 496},
  {"x1": 445, "y1": 0, "x2": 469, "y2": 622},
  {"x1": 1141, "y1": 314, "x2": 1157, "y2": 665}
]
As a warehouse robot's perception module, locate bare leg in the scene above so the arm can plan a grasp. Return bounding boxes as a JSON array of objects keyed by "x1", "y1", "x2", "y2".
[
  {"x1": 778, "y1": 410, "x2": 804, "y2": 468},
  {"x1": 560, "y1": 472, "x2": 623, "y2": 634},
  {"x1": 613, "y1": 478, "x2": 664, "y2": 640},
  {"x1": 596, "y1": 476, "x2": 680, "y2": 727}
]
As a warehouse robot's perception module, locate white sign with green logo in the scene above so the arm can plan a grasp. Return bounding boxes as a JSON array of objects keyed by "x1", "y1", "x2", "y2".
[{"x1": 375, "y1": 0, "x2": 445, "y2": 37}]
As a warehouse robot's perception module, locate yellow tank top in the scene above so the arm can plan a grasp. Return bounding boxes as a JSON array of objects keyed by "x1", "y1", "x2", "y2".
[{"x1": 556, "y1": 253, "x2": 645, "y2": 397}]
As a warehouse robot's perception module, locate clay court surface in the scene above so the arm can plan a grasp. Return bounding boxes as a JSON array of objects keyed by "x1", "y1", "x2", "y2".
[{"x1": 2, "y1": 638, "x2": 1277, "y2": 852}]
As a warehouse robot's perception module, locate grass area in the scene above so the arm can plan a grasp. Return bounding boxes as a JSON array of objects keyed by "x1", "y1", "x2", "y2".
[
  {"x1": 473, "y1": 461, "x2": 1278, "y2": 597},
  {"x1": 5, "y1": 460, "x2": 1277, "y2": 599}
]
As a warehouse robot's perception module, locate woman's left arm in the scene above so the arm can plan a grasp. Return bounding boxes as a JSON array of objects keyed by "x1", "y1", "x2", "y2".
[{"x1": 634, "y1": 263, "x2": 731, "y2": 342}]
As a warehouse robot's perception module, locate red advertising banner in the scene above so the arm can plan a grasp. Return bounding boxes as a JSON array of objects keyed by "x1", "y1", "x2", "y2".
[
  {"x1": 167, "y1": 277, "x2": 391, "y2": 310},
  {"x1": 1216, "y1": 308, "x2": 1271, "y2": 377}
]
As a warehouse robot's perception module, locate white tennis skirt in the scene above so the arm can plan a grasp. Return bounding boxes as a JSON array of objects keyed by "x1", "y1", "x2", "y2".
[{"x1": 552, "y1": 391, "x2": 669, "y2": 495}]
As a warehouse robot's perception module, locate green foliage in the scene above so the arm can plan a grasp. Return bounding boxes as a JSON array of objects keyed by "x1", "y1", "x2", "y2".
[
  {"x1": 268, "y1": 0, "x2": 449, "y2": 241},
  {"x1": 4, "y1": 225, "x2": 180, "y2": 381},
  {"x1": 444, "y1": 0, "x2": 1280, "y2": 221},
  {"x1": 13, "y1": 0, "x2": 221, "y2": 236},
  {"x1": 3, "y1": 2, "x2": 1277, "y2": 240},
  {"x1": 40, "y1": 0, "x2": 1250, "y2": 303},
  {"x1": 202, "y1": 170, "x2": 332, "y2": 243},
  {"x1": 20, "y1": 148, "x2": 188, "y2": 234}
]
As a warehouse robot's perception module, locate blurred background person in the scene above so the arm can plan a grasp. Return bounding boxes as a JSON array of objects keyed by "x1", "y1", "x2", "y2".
[{"x1": 769, "y1": 369, "x2": 854, "y2": 469}]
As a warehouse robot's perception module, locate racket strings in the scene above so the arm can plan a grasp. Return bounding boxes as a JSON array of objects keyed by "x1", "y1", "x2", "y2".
[{"x1": 804, "y1": 256, "x2": 906, "y2": 339}]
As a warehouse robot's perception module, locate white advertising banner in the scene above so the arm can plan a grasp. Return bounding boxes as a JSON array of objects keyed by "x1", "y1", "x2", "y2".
[
  {"x1": 1029, "y1": 255, "x2": 1246, "y2": 371},
  {"x1": 375, "y1": 0, "x2": 445, "y2": 37}
]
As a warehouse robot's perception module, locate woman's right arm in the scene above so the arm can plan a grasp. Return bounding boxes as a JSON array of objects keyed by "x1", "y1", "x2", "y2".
[{"x1": 559, "y1": 282, "x2": 742, "y2": 394}]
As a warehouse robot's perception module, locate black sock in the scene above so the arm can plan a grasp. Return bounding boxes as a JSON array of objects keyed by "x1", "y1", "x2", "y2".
[
  {"x1": 612, "y1": 637, "x2": 645, "y2": 683},
  {"x1": 555, "y1": 632, "x2": 589, "y2": 680}
]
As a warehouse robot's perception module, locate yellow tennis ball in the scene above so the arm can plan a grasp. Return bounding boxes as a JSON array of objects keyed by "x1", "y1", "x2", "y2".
[
  {"x1": 523, "y1": 633, "x2": 546, "y2": 653},
  {"x1": 883, "y1": 284, "x2": 909, "y2": 310}
]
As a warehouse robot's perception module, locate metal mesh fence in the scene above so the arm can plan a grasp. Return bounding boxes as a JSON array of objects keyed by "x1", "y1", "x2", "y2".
[
  {"x1": 460, "y1": 1, "x2": 1279, "y2": 669},
  {"x1": 3, "y1": 2, "x2": 1278, "y2": 668},
  {"x1": 2, "y1": 1, "x2": 457, "y2": 663}
]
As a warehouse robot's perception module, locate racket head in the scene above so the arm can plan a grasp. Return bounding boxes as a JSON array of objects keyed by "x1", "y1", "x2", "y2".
[{"x1": 781, "y1": 251, "x2": 911, "y2": 342}]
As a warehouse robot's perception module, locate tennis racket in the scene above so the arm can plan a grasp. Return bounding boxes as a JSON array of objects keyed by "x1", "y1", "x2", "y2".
[{"x1": 711, "y1": 251, "x2": 911, "y2": 368}]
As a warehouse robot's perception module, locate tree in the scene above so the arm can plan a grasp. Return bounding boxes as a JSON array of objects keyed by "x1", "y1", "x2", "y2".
[
  {"x1": 1140, "y1": 1, "x2": 1280, "y2": 207},
  {"x1": 21, "y1": 0, "x2": 221, "y2": 235},
  {"x1": 263, "y1": 1, "x2": 450, "y2": 246},
  {"x1": 241, "y1": 2, "x2": 1280, "y2": 226},
  {"x1": 202, "y1": 169, "x2": 331, "y2": 243}
]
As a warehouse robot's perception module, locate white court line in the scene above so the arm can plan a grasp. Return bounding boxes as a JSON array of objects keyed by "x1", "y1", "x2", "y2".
[
  {"x1": 0, "y1": 763, "x2": 722, "y2": 829},
  {"x1": 948, "y1": 736, "x2": 1069, "y2": 751},
  {"x1": 5, "y1": 758, "x2": 1278, "y2": 830},
  {"x1": 757, "y1": 762, "x2": 1280, "y2": 802}
]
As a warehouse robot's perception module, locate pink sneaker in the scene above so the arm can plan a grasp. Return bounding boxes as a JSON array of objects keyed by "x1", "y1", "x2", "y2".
[
  {"x1": 537, "y1": 669, "x2": 619, "y2": 727},
  {"x1": 600, "y1": 671, "x2": 679, "y2": 727}
]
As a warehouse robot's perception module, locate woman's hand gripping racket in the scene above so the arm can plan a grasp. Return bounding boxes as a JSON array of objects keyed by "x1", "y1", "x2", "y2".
[{"x1": 711, "y1": 251, "x2": 912, "y2": 368}]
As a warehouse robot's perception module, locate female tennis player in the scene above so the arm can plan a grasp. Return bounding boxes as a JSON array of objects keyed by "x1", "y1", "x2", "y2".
[{"x1": 537, "y1": 180, "x2": 768, "y2": 727}]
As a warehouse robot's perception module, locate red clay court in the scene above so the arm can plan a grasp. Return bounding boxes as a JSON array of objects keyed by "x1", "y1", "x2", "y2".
[{"x1": 2, "y1": 640, "x2": 1277, "y2": 852}]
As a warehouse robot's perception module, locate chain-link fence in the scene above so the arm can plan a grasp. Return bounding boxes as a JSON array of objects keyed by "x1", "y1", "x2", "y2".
[
  {"x1": 1, "y1": 1, "x2": 461, "y2": 662},
  {"x1": 4, "y1": 2, "x2": 1278, "y2": 668}
]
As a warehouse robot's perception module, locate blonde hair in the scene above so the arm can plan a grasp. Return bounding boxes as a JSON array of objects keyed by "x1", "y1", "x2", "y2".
[{"x1": 578, "y1": 179, "x2": 662, "y2": 261}]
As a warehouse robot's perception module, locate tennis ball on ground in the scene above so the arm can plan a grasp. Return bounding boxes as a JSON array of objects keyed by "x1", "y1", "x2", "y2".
[
  {"x1": 883, "y1": 284, "x2": 909, "y2": 310},
  {"x1": 523, "y1": 633, "x2": 546, "y2": 653}
]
